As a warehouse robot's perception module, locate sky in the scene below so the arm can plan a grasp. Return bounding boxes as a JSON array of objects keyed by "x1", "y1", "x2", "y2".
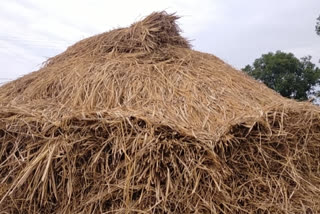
[{"x1": 0, "y1": 0, "x2": 320, "y2": 84}]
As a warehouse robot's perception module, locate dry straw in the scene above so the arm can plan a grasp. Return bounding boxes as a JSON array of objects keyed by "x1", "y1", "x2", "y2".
[{"x1": 0, "y1": 11, "x2": 320, "y2": 213}]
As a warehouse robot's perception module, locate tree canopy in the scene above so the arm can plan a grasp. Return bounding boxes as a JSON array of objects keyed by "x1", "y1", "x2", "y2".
[
  {"x1": 316, "y1": 15, "x2": 320, "y2": 36},
  {"x1": 242, "y1": 51, "x2": 320, "y2": 101}
]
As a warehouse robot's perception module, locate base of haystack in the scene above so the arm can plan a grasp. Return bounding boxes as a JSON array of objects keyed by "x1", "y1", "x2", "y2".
[{"x1": 1, "y1": 105, "x2": 320, "y2": 213}]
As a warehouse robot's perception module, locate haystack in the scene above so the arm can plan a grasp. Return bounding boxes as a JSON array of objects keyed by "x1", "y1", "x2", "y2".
[{"x1": 0, "y1": 12, "x2": 320, "y2": 213}]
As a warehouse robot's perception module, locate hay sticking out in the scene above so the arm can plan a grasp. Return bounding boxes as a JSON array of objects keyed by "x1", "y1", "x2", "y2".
[
  {"x1": 107, "y1": 11, "x2": 190, "y2": 53},
  {"x1": 0, "y1": 11, "x2": 320, "y2": 213}
]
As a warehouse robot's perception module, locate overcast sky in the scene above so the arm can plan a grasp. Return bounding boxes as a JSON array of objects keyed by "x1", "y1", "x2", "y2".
[{"x1": 0, "y1": 0, "x2": 319, "y2": 83}]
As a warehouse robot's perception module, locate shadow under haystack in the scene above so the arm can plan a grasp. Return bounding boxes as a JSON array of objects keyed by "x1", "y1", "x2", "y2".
[{"x1": 0, "y1": 12, "x2": 320, "y2": 213}]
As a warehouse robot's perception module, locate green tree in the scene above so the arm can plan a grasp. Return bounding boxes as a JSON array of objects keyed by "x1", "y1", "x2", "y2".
[
  {"x1": 316, "y1": 15, "x2": 320, "y2": 36},
  {"x1": 242, "y1": 51, "x2": 320, "y2": 101}
]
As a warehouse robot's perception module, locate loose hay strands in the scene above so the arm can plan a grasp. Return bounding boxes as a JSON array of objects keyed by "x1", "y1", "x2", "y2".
[{"x1": 0, "y1": 11, "x2": 320, "y2": 213}]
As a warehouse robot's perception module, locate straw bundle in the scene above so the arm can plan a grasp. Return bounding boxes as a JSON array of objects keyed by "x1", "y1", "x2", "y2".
[{"x1": 0, "y1": 12, "x2": 319, "y2": 213}]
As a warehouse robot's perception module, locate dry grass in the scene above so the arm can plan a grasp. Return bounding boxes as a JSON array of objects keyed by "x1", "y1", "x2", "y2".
[{"x1": 0, "y1": 11, "x2": 320, "y2": 213}]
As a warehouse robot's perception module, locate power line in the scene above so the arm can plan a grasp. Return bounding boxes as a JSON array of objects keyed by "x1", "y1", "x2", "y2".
[
  {"x1": 0, "y1": 35, "x2": 71, "y2": 50},
  {"x1": 0, "y1": 40, "x2": 68, "y2": 49},
  {"x1": 0, "y1": 35, "x2": 70, "y2": 45}
]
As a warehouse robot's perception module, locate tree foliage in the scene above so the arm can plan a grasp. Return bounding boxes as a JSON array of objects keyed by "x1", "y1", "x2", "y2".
[
  {"x1": 316, "y1": 15, "x2": 320, "y2": 36},
  {"x1": 243, "y1": 51, "x2": 320, "y2": 100}
]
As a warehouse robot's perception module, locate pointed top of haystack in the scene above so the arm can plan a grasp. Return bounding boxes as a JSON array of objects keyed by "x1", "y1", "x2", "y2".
[
  {"x1": 112, "y1": 11, "x2": 190, "y2": 53},
  {"x1": 62, "y1": 11, "x2": 190, "y2": 58},
  {"x1": 90, "y1": 11, "x2": 190, "y2": 54}
]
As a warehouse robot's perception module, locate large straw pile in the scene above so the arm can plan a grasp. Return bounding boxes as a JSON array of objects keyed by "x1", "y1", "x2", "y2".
[{"x1": 0, "y1": 12, "x2": 320, "y2": 213}]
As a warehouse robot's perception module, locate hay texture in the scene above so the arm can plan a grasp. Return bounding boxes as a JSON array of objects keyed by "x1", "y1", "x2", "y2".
[{"x1": 0, "y1": 12, "x2": 320, "y2": 213}]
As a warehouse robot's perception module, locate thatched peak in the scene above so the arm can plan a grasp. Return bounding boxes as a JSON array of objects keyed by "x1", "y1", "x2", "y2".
[
  {"x1": 110, "y1": 11, "x2": 190, "y2": 53},
  {"x1": 79, "y1": 11, "x2": 190, "y2": 55}
]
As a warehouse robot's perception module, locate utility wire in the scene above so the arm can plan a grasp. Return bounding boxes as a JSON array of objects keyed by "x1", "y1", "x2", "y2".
[{"x1": 0, "y1": 35, "x2": 71, "y2": 49}]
